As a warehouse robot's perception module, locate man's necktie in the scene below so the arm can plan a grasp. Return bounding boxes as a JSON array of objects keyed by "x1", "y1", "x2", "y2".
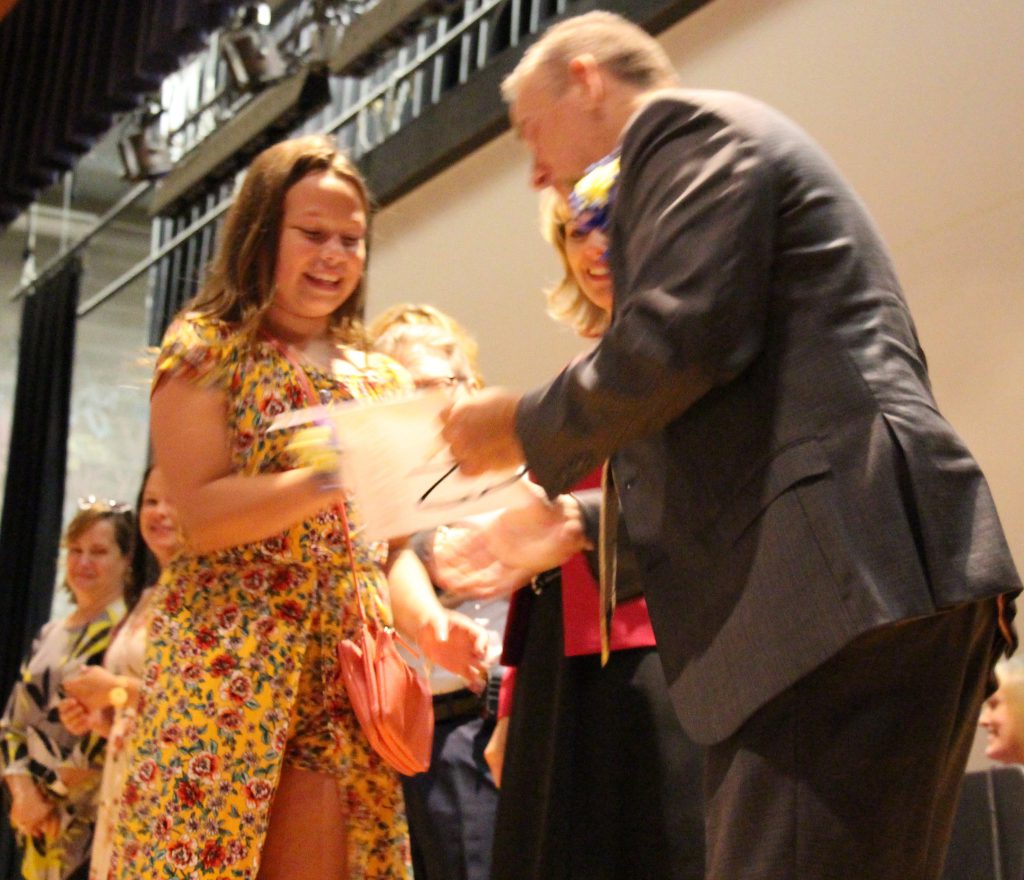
[{"x1": 598, "y1": 461, "x2": 618, "y2": 666}]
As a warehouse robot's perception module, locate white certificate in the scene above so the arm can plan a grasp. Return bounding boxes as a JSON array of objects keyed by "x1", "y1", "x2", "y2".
[{"x1": 271, "y1": 390, "x2": 533, "y2": 540}]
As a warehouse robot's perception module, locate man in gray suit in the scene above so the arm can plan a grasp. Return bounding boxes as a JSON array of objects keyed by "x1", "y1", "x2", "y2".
[{"x1": 442, "y1": 11, "x2": 1021, "y2": 880}]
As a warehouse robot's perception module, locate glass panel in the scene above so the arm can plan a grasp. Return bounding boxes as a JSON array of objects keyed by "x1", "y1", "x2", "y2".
[
  {"x1": 54, "y1": 224, "x2": 154, "y2": 620},
  {"x1": 0, "y1": 279, "x2": 19, "y2": 527},
  {"x1": 0, "y1": 210, "x2": 77, "y2": 525}
]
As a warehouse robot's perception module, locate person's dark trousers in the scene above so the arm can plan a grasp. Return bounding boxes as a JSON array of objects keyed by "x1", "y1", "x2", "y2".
[
  {"x1": 566, "y1": 647, "x2": 707, "y2": 880},
  {"x1": 402, "y1": 713, "x2": 498, "y2": 880},
  {"x1": 704, "y1": 598, "x2": 1004, "y2": 880}
]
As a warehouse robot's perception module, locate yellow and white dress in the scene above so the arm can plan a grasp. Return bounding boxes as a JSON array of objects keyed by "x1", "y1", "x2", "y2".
[{"x1": 108, "y1": 314, "x2": 412, "y2": 879}]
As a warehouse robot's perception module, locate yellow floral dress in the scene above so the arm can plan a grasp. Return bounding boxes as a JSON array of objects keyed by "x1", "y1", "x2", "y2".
[{"x1": 108, "y1": 314, "x2": 412, "y2": 879}]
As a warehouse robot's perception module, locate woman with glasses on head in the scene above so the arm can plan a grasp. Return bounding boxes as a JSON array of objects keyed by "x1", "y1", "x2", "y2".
[
  {"x1": 1, "y1": 502, "x2": 132, "y2": 880},
  {"x1": 58, "y1": 466, "x2": 183, "y2": 880},
  {"x1": 107, "y1": 135, "x2": 486, "y2": 880}
]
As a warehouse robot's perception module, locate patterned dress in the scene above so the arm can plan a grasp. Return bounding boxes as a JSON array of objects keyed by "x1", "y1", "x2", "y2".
[
  {"x1": 108, "y1": 315, "x2": 413, "y2": 879},
  {"x1": 1, "y1": 603, "x2": 124, "y2": 880}
]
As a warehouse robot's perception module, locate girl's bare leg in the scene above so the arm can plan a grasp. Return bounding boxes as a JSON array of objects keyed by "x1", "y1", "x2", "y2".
[{"x1": 257, "y1": 765, "x2": 348, "y2": 880}]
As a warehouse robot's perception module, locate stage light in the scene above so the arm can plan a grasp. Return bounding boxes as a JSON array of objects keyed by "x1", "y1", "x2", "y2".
[
  {"x1": 221, "y1": 4, "x2": 287, "y2": 91},
  {"x1": 117, "y1": 102, "x2": 172, "y2": 182}
]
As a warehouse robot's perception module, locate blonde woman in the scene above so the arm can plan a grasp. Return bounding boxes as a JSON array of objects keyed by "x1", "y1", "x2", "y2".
[
  {"x1": 483, "y1": 192, "x2": 705, "y2": 880},
  {"x1": 980, "y1": 655, "x2": 1024, "y2": 765}
]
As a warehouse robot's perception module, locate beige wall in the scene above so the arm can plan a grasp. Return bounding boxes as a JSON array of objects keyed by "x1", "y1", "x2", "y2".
[{"x1": 369, "y1": 0, "x2": 1024, "y2": 767}]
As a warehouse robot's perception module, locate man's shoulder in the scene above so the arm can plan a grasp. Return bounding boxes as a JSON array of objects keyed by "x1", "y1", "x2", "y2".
[
  {"x1": 621, "y1": 87, "x2": 824, "y2": 186},
  {"x1": 629, "y1": 87, "x2": 784, "y2": 138}
]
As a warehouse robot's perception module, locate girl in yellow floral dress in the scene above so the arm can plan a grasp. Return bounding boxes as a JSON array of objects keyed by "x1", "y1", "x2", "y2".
[{"x1": 108, "y1": 135, "x2": 489, "y2": 880}]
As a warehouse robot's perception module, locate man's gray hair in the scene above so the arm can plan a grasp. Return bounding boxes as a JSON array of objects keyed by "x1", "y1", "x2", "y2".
[{"x1": 501, "y1": 10, "x2": 678, "y2": 104}]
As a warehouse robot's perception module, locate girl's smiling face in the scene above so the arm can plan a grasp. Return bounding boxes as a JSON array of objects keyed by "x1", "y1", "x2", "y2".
[{"x1": 267, "y1": 170, "x2": 368, "y2": 337}]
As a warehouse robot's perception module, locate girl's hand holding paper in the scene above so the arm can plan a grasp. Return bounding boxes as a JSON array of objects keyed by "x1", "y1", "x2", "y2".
[{"x1": 286, "y1": 423, "x2": 345, "y2": 493}]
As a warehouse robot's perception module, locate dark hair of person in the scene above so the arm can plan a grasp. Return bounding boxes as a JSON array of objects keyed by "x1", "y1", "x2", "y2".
[{"x1": 125, "y1": 465, "x2": 162, "y2": 613}]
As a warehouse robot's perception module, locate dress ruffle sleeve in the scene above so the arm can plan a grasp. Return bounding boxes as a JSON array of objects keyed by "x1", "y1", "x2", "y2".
[{"x1": 152, "y1": 313, "x2": 241, "y2": 396}]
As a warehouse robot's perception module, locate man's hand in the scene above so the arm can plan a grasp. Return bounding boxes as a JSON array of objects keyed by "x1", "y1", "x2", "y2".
[
  {"x1": 428, "y1": 488, "x2": 589, "y2": 597},
  {"x1": 488, "y1": 485, "x2": 589, "y2": 571},
  {"x1": 428, "y1": 521, "x2": 535, "y2": 600},
  {"x1": 442, "y1": 388, "x2": 525, "y2": 476}
]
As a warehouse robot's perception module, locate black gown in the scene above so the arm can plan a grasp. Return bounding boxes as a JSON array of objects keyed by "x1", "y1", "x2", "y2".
[{"x1": 491, "y1": 575, "x2": 706, "y2": 880}]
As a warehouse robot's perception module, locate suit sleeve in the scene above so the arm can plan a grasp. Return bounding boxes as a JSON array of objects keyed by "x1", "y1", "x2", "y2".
[{"x1": 517, "y1": 96, "x2": 776, "y2": 494}]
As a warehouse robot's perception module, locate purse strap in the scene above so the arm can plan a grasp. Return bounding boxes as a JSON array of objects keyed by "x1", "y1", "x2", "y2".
[
  {"x1": 265, "y1": 333, "x2": 430, "y2": 659},
  {"x1": 263, "y1": 333, "x2": 374, "y2": 628}
]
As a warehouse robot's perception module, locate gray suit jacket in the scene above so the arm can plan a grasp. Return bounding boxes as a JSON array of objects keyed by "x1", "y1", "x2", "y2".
[{"x1": 517, "y1": 89, "x2": 1020, "y2": 744}]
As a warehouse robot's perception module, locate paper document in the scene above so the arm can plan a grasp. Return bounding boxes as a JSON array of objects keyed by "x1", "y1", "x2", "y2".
[{"x1": 271, "y1": 391, "x2": 533, "y2": 540}]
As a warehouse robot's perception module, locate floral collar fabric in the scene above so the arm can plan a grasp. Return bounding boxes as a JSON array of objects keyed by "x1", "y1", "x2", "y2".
[{"x1": 568, "y1": 149, "x2": 621, "y2": 235}]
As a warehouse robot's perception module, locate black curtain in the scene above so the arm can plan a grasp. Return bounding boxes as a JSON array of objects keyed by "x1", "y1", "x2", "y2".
[
  {"x1": 0, "y1": 0, "x2": 243, "y2": 226},
  {"x1": 0, "y1": 257, "x2": 80, "y2": 877}
]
